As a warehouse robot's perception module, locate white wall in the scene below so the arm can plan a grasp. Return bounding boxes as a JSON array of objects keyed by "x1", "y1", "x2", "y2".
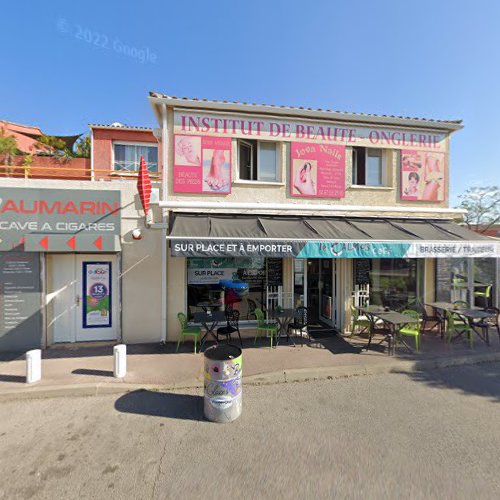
[{"x1": 0, "y1": 178, "x2": 164, "y2": 345}]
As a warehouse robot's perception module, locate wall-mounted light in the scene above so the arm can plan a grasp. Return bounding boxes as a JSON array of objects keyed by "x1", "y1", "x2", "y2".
[{"x1": 131, "y1": 228, "x2": 142, "y2": 241}]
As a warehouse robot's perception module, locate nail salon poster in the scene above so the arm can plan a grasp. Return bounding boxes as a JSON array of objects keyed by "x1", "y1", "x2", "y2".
[
  {"x1": 290, "y1": 142, "x2": 345, "y2": 198},
  {"x1": 174, "y1": 135, "x2": 232, "y2": 194},
  {"x1": 83, "y1": 262, "x2": 112, "y2": 328},
  {"x1": 400, "y1": 150, "x2": 446, "y2": 202}
]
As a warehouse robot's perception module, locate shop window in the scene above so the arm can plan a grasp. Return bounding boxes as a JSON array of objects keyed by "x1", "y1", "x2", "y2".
[
  {"x1": 354, "y1": 258, "x2": 422, "y2": 310},
  {"x1": 352, "y1": 147, "x2": 386, "y2": 186},
  {"x1": 238, "y1": 139, "x2": 278, "y2": 181},
  {"x1": 187, "y1": 257, "x2": 283, "y2": 321},
  {"x1": 437, "y1": 257, "x2": 497, "y2": 307},
  {"x1": 113, "y1": 143, "x2": 158, "y2": 172}
]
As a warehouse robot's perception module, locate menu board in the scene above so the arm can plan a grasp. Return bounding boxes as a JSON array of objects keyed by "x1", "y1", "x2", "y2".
[
  {"x1": 267, "y1": 258, "x2": 283, "y2": 286},
  {"x1": 355, "y1": 259, "x2": 371, "y2": 285},
  {"x1": 0, "y1": 252, "x2": 42, "y2": 351}
]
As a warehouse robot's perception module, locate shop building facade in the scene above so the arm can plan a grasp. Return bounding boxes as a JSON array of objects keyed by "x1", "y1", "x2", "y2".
[
  {"x1": 148, "y1": 93, "x2": 499, "y2": 340},
  {"x1": 1, "y1": 96, "x2": 499, "y2": 352},
  {"x1": 0, "y1": 119, "x2": 166, "y2": 352}
]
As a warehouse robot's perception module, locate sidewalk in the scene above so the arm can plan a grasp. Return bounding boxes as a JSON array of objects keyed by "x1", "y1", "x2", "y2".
[{"x1": 1, "y1": 332, "x2": 500, "y2": 401}]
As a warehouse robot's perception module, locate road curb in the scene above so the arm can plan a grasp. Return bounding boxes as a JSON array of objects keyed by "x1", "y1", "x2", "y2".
[{"x1": 1, "y1": 351, "x2": 499, "y2": 402}]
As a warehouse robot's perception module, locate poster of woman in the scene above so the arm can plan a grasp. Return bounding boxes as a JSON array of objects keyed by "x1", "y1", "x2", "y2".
[{"x1": 401, "y1": 150, "x2": 445, "y2": 201}]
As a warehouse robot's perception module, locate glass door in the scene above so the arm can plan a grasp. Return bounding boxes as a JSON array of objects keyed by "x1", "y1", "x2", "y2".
[{"x1": 304, "y1": 259, "x2": 335, "y2": 326}]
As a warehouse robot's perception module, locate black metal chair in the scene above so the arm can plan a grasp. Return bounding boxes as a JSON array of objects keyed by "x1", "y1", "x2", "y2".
[
  {"x1": 421, "y1": 305, "x2": 444, "y2": 337},
  {"x1": 287, "y1": 306, "x2": 309, "y2": 345},
  {"x1": 216, "y1": 309, "x2": 243, "y2": 346},
  {"x1": 475, "y1": 307, "x2": 500, "y2": 344}
]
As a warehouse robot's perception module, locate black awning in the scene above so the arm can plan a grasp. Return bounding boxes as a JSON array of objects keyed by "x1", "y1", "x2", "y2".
[{"x1": 169, "y1": 213, "x2": 499, "y2": 259}]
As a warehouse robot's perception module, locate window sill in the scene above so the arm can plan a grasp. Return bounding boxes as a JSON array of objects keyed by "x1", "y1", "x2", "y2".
[
  {"x1": 349, "y1": 185, "x2": 393, "y2": 190},
  {"x1": 233, "y1": 180, "x2": 284, "y2": 187}
]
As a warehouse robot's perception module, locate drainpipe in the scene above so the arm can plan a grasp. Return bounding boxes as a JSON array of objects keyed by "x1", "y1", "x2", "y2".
[{"x1": 160, "y1": 104, "x2": 168, "y2": 344}]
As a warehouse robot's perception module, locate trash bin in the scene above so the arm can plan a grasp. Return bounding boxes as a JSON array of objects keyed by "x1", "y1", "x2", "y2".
[{"x1": 204, "y1": 344, "x2": 242, "y2": 423}]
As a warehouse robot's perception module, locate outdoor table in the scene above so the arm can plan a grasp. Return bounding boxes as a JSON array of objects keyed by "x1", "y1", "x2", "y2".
[
  {"x1": 358, "y1": 305, "x2": 386, "y2": 314},
  {"x1": 196, "y1": 301, "x2": 223, "y2": 312},
  {"x1": 426, "y1": 302, "x2": 456, "y2": 312},
  {"x1": 268, "y1": 308, "x2": 296, "y2": 346},
  {"x1": 426, "y1": 302, "x2": 495, "y2": 345},
  {"x1": 454, "y1": 308, "x2": 495, "y2": 345},
  {"x1": 363, "y1": 309, "x2": 418, "y2": 355},
  {"x1": 193, "y1": 310, "x2": 226, "y2": 348}
]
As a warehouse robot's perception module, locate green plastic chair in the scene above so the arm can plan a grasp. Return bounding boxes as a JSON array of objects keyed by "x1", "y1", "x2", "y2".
[
  {"x1": 399, "y1": 310, "x2": 422, "y2": 352},
  {"x1": 254, "y1": 308, "x2": 279, "y2": 349},
  {"x1": 350, "y1": 305, "x2": 371, "y2": 337},
  {"x1": 474, "y1": 285, "x2": 492, "y2": 307},
  {"x1": 444, "y1": 310, "x2": 474, "y2": 348},
  {"x1": 453, "y1": 277, "x2": 467, "y2": 289},
  {"x1": 177, "y1": 312, "x2": 202, "y2": 354}
]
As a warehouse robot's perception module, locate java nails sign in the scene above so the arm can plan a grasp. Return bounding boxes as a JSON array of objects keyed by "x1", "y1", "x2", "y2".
[{"x1": 0, "y1": 188, "x2": 121, "y2": 251}]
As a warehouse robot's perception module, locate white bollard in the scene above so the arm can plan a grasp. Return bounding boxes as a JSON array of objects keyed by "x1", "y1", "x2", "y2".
[
  {"x1": 113, "y1": 344, "x2": 127, "y2": 378},
  {"x1": 26, "y1": 349, "x2": 42, "y2": 384}
]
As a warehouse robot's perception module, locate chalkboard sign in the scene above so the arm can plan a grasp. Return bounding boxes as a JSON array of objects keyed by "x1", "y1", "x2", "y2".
[
  {"x1": 267, "y1": 258, "x2": 283, "y2": 286},
  {"x1": 355, "y1": 259, "x2": 371, "y2": 285},
  {"x1": 435, "y1": 259, "x2": 452, "y2": 302},
  {"x1": 0, "y1": 252, "x2": 42, "y2": 352}
]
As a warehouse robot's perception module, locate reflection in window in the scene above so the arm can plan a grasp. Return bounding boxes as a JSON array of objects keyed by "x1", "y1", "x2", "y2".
[
  {"x1": 355, "y1": 258, "x2": 421, "y2": 310},
  {"x1": 187, "y1": 257, "x2": 282, "y2": 320}
]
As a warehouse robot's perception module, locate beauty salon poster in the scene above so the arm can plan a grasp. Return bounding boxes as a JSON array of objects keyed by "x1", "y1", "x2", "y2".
[
  {"x1": 290, "y1": 142, "x2": 345, "y2": 198},
  {"x1": 83, "y1": 262, "x2": 112, "y2": 328},
  {"x1": 400, "y1": 150, "x2": 445, "y2": 201},
  {"x1": 174, "y1": 135, "x2": 232, "y2": 194}
]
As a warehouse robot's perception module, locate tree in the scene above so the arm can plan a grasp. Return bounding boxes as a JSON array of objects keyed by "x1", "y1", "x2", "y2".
[
  {"x1": 0, "y1": 127, "x2": 18, "y2": 165},
  {"x1": 457, "y1": 185, "x2": 500, "y2": 233},
  {"x1": 75, "y1": 135, "x2": 91, "y2": 158},
  {"x1": 35, "y1": 134, "x2": 72, "y2": 161}
]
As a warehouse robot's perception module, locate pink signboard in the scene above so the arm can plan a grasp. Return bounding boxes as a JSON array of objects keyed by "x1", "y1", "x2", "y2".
[
  {"x1": 400, "y1": 150, "x2": 446, "y2": 202},
  {"x1": 174, "y1": 135, "x2": 232, "y2": 194},
  {"x1": 290, "y1": 142, "x2": 345, "y2": 198}
]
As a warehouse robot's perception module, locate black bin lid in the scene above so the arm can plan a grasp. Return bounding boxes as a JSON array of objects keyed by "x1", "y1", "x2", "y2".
[{"x1": 204, "y1": 344, "x2": 242, "y2": 361}]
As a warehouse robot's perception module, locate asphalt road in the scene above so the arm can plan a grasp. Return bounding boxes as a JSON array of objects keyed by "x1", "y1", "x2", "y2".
[{"x1": 1, "y1": 362, "x2": 499, "y2": 500}]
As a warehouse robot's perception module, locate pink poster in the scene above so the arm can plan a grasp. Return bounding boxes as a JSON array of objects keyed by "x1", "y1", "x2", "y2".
[
  {"x1": 174, "y1": 135, "x2": 232, "y2": 194},
  {"x1": 400, "y1": 150, "x2": 446, "y2": 201},
  {"x1": 290, "y1": 142, "x2": 345, "y2": 198}
]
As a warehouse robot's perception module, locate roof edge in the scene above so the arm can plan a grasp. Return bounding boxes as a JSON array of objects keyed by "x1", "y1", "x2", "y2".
[{"x1": 148, "y1": 92, "x2": 463, "y2": 132}]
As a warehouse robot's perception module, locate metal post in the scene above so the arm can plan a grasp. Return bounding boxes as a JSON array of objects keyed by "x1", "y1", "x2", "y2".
[
  {"x1": 26, "y1": 349, "x2": 41, "y2": 384},
  {"x1": 113, "y1": 344, "x2": 127, "y2": 378}
]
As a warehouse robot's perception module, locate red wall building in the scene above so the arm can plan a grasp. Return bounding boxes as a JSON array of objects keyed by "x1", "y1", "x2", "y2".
[{"x1": 90, "y1": 124, "x2": 161, "y2": 181}]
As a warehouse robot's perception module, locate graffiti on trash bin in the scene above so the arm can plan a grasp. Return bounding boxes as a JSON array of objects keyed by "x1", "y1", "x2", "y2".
[{"x1": 206, "y1": 378, "x2": 241, "y2": 398}]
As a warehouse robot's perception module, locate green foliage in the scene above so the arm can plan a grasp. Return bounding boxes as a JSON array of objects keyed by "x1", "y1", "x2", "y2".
[
  {"x1": 22, "y1": 153, "x2": 33, "y2": 167},
  {"x1": 75, "y1": 135, "x2": 91, "y2": 158},
  {"x1": 35, "y1": 134, "x2": 73, "y2": 161},
  {"x1": 0, "y1": 128, "x2": 18, "y2": 164},
  {"x1": 457, "y1": 186, "x2": 500, "y2": 233}
]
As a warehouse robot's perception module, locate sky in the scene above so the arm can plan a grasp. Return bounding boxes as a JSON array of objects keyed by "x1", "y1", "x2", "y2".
[{"x1": 2, "y1": 0, "x2": 499, "y2": 204}]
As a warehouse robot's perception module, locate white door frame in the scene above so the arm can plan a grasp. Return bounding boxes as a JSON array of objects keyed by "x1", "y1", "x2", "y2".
[{"x1": 50, "y1": 254, "x2": 120, "y2": 343}]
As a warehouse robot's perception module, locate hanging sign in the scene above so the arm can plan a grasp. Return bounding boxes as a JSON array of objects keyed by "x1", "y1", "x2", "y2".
[
  {"x1": 172, "y1": 239, "x2": 500, "y2": 259},
  {"x1": 82, "y1": 262, "x2": 112, "y2": 328}
]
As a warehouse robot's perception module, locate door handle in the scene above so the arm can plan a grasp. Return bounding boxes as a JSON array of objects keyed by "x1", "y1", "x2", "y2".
[{"x1": 76, "y1": 295, "x2": 81, "y2": 306}]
